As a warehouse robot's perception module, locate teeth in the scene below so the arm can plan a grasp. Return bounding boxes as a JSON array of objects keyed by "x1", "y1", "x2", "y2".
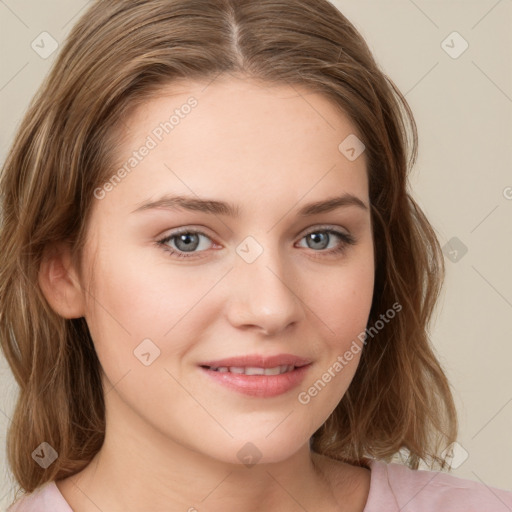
[
  {"x1": 208, "y1": 365, "x2": 295, "y2": 375},
  {"x1": 245, "y1": 367, "x2": 265, "y2": 375},
  {"x1": 263, "y1": 366, "x2": 282, "y2": 376}
]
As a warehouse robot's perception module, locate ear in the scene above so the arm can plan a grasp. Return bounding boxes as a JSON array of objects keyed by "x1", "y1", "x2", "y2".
[{"x1": 38, "y1": 243, "x2": 86, "y2": 319}]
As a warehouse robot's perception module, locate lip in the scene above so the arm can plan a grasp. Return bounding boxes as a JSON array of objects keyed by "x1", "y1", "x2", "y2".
[{"x1": 198, "y1": 353, "x2": 312, "y2": 398}]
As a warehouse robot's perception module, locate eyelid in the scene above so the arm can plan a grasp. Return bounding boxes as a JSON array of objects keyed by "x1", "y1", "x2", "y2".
[
  {"x1": 157, "y1": 224, "x2": 352, "y2": 243},
  {"x1": 300, "y1": 223, "x2": 351, "y2": 237}
]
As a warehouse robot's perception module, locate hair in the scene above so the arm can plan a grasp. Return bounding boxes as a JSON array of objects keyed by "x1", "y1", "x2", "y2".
[{"x1": 0, "y1": 0, "x2": 458, "y2": 499}]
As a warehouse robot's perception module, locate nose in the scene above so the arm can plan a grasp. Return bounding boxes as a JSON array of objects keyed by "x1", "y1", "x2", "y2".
[{"x1": 225, "y1": 245, "x2": 305, "y2": 336}]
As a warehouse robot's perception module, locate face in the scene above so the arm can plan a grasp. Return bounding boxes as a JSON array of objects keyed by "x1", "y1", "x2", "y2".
[{"x1": 78, "y1": 75, "x2": 374, "y2": 465}]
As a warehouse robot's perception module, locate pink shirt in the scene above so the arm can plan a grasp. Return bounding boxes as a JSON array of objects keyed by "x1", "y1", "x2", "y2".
[{"x1": 7, "y1": 459, "x2": 512, "y2": 511}]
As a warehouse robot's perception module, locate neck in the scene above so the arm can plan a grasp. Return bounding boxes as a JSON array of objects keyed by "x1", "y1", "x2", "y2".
[{"x1": 57, "y1": 388, "x2": 367, "y2": 512}]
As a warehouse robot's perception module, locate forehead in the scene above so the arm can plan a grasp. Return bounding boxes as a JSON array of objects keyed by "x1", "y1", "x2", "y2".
[
  {"x1": 125, "y1": 75, "x2": 361, "y2": 150},
  {"x1": 96, "y1": 76, "x2": 369, "y2": 219}
]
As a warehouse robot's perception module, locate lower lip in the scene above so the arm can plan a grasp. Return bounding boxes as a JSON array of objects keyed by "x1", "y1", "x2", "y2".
[{"x1": 199, "y1": 365, "x2": 311, "y2": 397}]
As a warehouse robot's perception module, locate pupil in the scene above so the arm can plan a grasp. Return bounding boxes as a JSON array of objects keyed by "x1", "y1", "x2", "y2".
[
  {"x1": 309, "y1": 232, "x2": 328, "y2": 250},
  {"x1": 176, "y1": 233, "x2": 198, "y2": 251}
]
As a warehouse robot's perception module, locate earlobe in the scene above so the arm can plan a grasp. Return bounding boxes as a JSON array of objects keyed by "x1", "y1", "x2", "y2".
[{"x1": 38, "y1": 243, "x2": 86, "y2": 319}]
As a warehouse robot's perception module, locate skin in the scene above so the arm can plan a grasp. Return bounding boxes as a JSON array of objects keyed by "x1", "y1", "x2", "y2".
[{"x1": 40, "y1": 75, "x2": 375, "y2": 512}]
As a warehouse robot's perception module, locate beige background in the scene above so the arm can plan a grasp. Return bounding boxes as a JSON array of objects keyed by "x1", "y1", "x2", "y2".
[{"x1": 1, "y1": 0, "x2": 511, "y2": 507}]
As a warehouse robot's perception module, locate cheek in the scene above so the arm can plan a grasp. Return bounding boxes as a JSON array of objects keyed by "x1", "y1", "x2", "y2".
[
  {"x1": 296, "y1": 252, "x2": 374, "y2": 408},
  {"x1": 81, "y1": 245, "x2": 225, "y2": 369},
  {"x1": 313, "y1": 255, "x2": 375, "y2": 345},
  {"x1": 297, "y1": 261, "x2": 374, "y2": 422}
]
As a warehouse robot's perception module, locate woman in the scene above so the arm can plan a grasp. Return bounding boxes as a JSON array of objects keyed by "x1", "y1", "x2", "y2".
[{"x1": 1, "y1": 1, "x2": 511, "y2": 510}]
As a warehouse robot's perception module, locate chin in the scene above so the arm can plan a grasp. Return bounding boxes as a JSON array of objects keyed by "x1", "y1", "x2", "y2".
[{"x1": 205, "y1": 431, "x2": 311, "y2": 468}]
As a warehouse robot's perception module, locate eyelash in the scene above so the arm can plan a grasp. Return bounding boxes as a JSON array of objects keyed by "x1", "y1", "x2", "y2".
[{"x1": 155, "y1": 226, "x2": 356, "y2": 260}]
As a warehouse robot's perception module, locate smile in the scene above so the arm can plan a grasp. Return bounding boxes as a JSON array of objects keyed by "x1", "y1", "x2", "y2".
[
  {"x1": 204, "y1": 365, "x2": 296, "y2": 375},
  {"x1": 198, "y1": 354, "x2": 312, "y2": 397}
]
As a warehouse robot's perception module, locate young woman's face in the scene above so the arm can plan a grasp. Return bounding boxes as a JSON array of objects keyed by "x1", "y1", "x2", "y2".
[{"x1": 80, "y1": 76, "x2": 374, "y2": 464}]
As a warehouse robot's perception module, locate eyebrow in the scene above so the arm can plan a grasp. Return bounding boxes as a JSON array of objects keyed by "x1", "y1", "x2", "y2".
[{"x1": 131, "y1": 193, "x2": 368, "y2": 217}]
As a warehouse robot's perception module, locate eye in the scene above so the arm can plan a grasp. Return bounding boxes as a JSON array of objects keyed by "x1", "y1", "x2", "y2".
[
  {"x1": 156, "y1": 229, "x2": 214, "y2": 259},
  {"x1": 296, "y1": 228, "x2": 356, "y2": 257}
]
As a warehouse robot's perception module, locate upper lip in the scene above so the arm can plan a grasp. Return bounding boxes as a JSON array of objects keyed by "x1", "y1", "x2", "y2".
[{"x1": 199, "y1": 354, "x2": 312, "y2": 369}]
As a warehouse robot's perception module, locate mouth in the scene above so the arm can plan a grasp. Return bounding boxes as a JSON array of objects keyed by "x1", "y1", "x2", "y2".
[
  {"x1": 201, "y1": 364, "x2": 301, "y2": 376},
  {"x1": 198, "y1": 354, "x2": 312, "y2": 397}
]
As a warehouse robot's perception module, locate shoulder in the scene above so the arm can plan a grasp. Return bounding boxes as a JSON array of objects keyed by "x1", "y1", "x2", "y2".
[
  {"x1": 7, "y1": 481, "x2": 72, "y2": 512},
  {"x1": 365, "y1": 459, "x2": 512, "y2": 512}
]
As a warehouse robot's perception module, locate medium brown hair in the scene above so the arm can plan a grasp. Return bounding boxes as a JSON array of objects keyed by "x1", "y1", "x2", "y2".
[{"x1": 0, "y1": 0, "x2": 457, "y2": 498}]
